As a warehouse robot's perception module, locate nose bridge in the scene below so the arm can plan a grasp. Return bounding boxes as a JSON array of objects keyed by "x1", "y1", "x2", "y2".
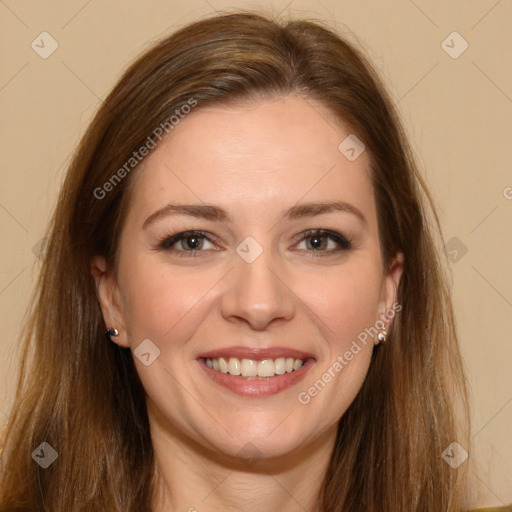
[{"x1": 220, "y1": 238, "x2": 295, "y2": 329}]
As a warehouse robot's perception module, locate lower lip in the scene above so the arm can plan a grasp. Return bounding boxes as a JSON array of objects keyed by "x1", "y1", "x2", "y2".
[{"x1": 197, "y1": 358, "x2": 315, "y2": 397}]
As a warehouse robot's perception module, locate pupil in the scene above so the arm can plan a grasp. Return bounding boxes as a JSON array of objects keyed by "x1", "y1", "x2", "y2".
[
  {"x1": 186, "y1": 236, "x2": 200, "y2": 249},
  {"x1": 310, "y1": 236, "x2": 323, "y2": 249}
]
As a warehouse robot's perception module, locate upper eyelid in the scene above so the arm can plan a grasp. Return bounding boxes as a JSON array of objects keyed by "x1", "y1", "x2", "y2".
[{"x1": 160, "y1": 230, "x2": 216, "y2": 248}]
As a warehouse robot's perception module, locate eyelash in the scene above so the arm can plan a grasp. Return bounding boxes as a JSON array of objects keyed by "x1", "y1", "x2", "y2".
[{"x1": 157, "y1": 229, "x2": 352, "y2": 258}]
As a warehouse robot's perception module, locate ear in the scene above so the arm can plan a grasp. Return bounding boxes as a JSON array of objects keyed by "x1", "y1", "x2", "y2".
[
  {"x1": 90, "y1": 255, "x2": 129, "y2": 348},
  {"x1": 376, "y1": 251, "x2": 404, "y2": 340}
]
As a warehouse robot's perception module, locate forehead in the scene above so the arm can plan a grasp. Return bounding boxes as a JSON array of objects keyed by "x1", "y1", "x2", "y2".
[{"x1": 126, "y1": 95, "x2": 375, "y2": 225}]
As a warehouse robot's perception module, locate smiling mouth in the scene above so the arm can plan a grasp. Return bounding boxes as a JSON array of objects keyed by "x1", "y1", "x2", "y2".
[{"x1": 201, "y1": 356, "x2": 306, "y2": 379}]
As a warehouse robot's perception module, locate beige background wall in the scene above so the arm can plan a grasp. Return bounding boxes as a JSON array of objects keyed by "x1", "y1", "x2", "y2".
[{"x1": 1, "y1": 0, "x2": 510, "y2": 507}]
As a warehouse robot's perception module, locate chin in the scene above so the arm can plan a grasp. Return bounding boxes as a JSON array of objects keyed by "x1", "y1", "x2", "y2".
[
  {"x1": 198, "y1": 418, "x2": 312, "y2": 463},
  {"x1": 208, "y1": 435, "x2": 305, "y2": 468}
]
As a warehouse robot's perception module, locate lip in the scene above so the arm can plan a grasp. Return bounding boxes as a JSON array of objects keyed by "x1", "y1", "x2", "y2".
[
  {"x1": 196, "y1": 346, "x2": 316, "y2": 360},
  {"x1": 196, "y1": 347, "x2": 316, "y2": 398}
]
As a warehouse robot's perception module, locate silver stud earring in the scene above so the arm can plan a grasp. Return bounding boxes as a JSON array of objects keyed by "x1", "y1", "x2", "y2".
[
  {"x1": 105, "y1": 327, "x2": 119, "y2": 338},
  {"x1": 377, "y1": 330, "x2": 387, "y2": 343}
]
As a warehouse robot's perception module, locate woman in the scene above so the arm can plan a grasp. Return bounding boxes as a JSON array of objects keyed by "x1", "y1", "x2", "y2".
[{"x1": 0, "y1": 10, "x2": 488, "y2": 511}]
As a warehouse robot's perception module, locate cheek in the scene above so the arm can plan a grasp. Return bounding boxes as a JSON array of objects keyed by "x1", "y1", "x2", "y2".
[
  {"x1": 292, "y1": 263, "x2": 381, "y2": 421},
  {"x1": 295, "y1": 259, "x2": 383, "y2": 351},
  {"x1": 119, "y1": 254, "x2": 216, "y2": 347}
]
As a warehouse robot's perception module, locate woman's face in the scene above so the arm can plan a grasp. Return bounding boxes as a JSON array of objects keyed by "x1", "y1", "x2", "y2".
[{"x1": 94, "y1": 94, "x2": 402, "y2": 463}]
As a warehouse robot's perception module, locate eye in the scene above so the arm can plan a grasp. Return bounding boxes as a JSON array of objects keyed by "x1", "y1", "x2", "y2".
[
  {"x1": 294, "y1": 229, "x2": 351, "y2": 257},
  {"x1": 158, "y1": 230, "x2": 216, "y2": 257},
  {"x1": 156, "y1": 229, "x2": 351, "y2": 258}
]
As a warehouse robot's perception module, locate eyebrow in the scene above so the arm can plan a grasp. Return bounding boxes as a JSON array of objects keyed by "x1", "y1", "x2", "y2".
[{"x1": 142, "y1": 200, "x2": 367, "y2": 229}]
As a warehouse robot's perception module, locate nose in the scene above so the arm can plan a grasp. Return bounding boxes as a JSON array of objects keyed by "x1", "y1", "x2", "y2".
[{"x1": 220, "y1": 247, "x2": 296, "y2": 331}]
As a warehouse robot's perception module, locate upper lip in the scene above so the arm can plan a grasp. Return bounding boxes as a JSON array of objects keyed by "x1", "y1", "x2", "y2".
[{"x1": 197, "y1": 346, "x2": 316, "y2": 361}]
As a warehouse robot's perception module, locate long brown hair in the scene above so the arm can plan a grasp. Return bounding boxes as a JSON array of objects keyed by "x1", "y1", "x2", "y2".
[{"x1": 0, "y1": 11, "x2": 470, "y2": 511}]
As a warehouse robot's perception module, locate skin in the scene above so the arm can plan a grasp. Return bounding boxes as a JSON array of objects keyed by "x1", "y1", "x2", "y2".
[{"x1": 92, "y1": 94, "x2": 403, "y2": 512}]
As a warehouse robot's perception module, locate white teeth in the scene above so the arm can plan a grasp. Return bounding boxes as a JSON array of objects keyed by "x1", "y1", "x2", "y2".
[
  {"x1": 218, "y1": 357, "x2": 229, "y2": 373},
  {"x1": 293, "y1": 359, "x2": 303, "y2": 371},
  {"x1": 257, "y1": 359, "x2": 275, "y2": 377},
  {"x1": 274, "y1": 357, "x2": 286, "y2": 375},
  {"x1": 241, "y1": 358, "x2": 258, "y2": 377},
  {"x1": 228, "y1": 357, "x2": 241, "y2": 375},
  {"x1": 204, "y1": 356, "x2": 306, "y2": 378}
]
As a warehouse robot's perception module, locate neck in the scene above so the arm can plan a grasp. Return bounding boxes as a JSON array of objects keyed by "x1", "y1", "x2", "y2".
[{"x1": 148, "y1": 402, "x2": 337, "y2": 512}]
